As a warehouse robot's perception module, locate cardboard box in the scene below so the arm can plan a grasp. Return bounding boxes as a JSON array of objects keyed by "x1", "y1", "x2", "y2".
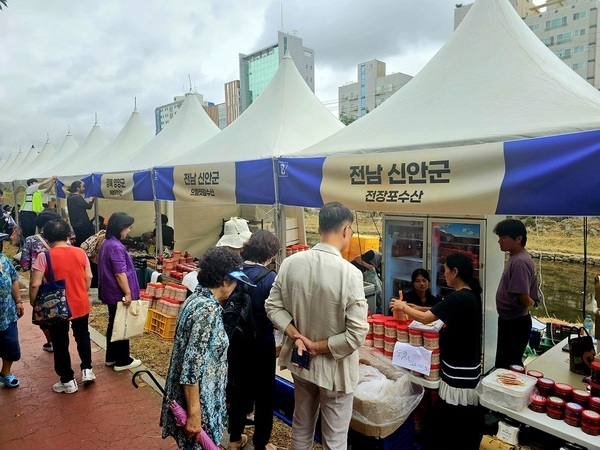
[{"x1": 349, "y1": 418, "x2": 399, "y2": 439}]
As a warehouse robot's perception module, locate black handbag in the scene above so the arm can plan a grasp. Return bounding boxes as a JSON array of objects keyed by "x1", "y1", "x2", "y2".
[
  {"x1": 568, "y1": 326, "x2": 596, "y2": 375},
  {"x1": 32, "y1": 251, "x2": 70, "y2": 325}
]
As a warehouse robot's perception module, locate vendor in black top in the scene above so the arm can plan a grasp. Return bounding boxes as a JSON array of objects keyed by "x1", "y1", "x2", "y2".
[
  {"x1": 67, "y1": 180, "x2": 95, "y2": 247},
  {"x1": 404, "y1": 268, "x2": 439, "y2": 311},
  {"x1": 153, "y1": 214, "x2": 175, "y2": 249},
  {"x1": 390, "y1": 253, "x2": 483, "y2": 450}
]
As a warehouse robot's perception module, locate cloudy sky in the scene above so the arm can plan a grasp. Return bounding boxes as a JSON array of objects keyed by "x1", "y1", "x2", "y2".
[{"x1": 0, "y1": 0, "x2": 465, "y2": 157}]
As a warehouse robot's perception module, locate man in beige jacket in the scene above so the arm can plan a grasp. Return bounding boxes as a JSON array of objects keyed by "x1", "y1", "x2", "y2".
[{"x1": 265, "y1": 202, "x2": 368, "y2": 450}]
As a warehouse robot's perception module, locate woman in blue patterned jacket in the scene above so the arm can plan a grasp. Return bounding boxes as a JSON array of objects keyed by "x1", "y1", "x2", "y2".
[{"x1": 161, "y1": 247, "x2": 255, "y2": 449}]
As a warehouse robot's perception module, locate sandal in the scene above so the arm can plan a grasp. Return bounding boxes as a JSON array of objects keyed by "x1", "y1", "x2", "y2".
[
  {"x1": 228, "y1": 434, "x2": 248, "y2": 450},
  {"x1": 0, "y1": 374, "x2": 19, "y2": 388}
]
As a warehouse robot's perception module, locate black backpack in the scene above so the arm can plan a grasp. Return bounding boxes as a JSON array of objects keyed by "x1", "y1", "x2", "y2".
[{"x1": 222, "y1": 267, "x2": 273, "y2": 346}]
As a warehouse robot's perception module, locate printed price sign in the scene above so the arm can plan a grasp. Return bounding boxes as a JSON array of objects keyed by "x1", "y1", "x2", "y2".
[{"x1": 391, "y1": 342, "x2": 432, "y2": 375}]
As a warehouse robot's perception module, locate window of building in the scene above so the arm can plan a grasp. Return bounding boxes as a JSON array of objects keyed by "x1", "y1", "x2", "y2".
[
  {"x1": 545, "y1": 16, "x2": 567, "y2": 30},
  {"x1": 557, "y1": 32, "x2": 572, "y2": 44},
  {"x1": 529, "y1": 23, "x2": 540, "y2": 31},
  {"x1": 555, "y1": 48, "x2": 571, "y2": 59},
  {"x1": 541, "y1": 36, "x2": 554, "y2": 46},
  {"x1": 573, "y1": 11, "x2": 587, "y2": 20},
  {"x1": 574, "y1": 28, "x2": 586, "y2": 36},
  {"x1": 574, "y1": 45, "x2": 585, "y2": 54},
  {"x1": 573, "y1": 62, "x2": 585, "y2": 70}
]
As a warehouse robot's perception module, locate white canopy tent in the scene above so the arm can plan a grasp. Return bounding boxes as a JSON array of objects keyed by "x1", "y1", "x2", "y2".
[
  {"x1": 20, "y1": 138, "x2": 57, "y2": 181},
  {"x1": 116, "y1": 93, "x2": 220, "y2": 172},
  {"x1": 296, "y1": 0, "x2": 600, "y2": 158},
  {"x1": 156, "y1": 51, "x2": 344, "y2": 258},
  {"x1": 277, "y1": 0, "x2": 600, "y2": 374}
]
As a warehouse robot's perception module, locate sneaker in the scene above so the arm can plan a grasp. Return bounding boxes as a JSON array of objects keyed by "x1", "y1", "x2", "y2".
[
  {"x1": 42, "y1": 343, "x2": 53, "y2": 353},
  {"x1": 53, "y1": 379, "x2": 78, "y2": 394},
  {"x1": 81, "y1": 369, "x2": 96, "y2": 385},
  {"x1": 113, "y1": 358, "x2": 142, "y2": 372}
]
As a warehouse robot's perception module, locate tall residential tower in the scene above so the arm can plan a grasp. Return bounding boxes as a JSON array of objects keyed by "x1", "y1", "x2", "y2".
[{"x1": 239, "y1": 31, "x2": 314, "y2": 113}]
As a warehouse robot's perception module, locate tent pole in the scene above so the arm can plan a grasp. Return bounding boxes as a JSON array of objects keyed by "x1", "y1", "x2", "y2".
[
  {"x1": 272, "y1": 157, "x2": 286, "y2": 266},
  {"x1": 583, "y1": 216, "x2": 588, "y2": 321},
  {"x1": 150, "y1": 169, "x2": 163, "y2": 258}
]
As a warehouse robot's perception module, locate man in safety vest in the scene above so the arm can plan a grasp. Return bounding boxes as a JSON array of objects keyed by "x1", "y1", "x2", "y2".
[{"x1": 20, "y1": 176, "x2": 56, "y2": 238}]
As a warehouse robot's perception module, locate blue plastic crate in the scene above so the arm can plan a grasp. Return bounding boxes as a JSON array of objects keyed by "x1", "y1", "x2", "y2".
[
  {"x1": 349, "y1": 415, "x2": 417, "y2": 450},
  {"x1": 273, "y1": 375, "x2": 322, "y2": 442},
  {"x1": 274, "y1": 375, "x2": 295, "y2": 426}
]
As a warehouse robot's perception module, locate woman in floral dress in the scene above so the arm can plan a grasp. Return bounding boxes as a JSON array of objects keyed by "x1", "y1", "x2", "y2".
[{"x1": 161, "y1": 247, "x2": 255, "y2": 449}]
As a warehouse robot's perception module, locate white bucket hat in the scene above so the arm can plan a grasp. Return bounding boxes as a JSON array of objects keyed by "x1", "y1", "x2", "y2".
[{"x1": 216, "y1": 217, "x2": 252, "y2": 249}]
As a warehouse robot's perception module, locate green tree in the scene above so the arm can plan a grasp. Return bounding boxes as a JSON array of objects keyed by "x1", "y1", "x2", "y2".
[{"x1": 339, "y1": 114, "x2": 357, "y2": 126}]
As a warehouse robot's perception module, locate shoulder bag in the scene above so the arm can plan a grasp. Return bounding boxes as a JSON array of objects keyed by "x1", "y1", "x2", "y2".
[
  {"x1": 32, "y1": 251, "x2": 70, "y2": 325},
  {"x1": 568, "y1": 326, "x2": 596, "y2": 375}
]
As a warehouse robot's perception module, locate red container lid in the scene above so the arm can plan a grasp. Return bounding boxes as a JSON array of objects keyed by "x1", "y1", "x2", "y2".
[
  {"x1": 582, "y1": 410, "x2": 600, "y2": 422},
  {"x1": 510, "y1": 364, "x2": 526, "y2": 373},
  {"x1": 526, "y1": 370, "x2": 544, "y2": 379},
  {"x1": 555, "y1": 383, "x2": 573, "y2": 394},
  {"x1": 565, "y1": 402, "x2": 584, "y2": 413},
  {"x1": 590, "y1": 396, "x2": 600, "y2": 407},
  {"x1": 431, "y1": 348, "x2": 440, "y2": 354},
  {"x1": 530, "y1": 394, "x2": 547, "y2": 406},
  {"x1": 423, "y1": 331, "x2": 439, "y2": 339},
  {"x1": 385, "y1": 318, "x2": 399, "y2": 326},
  {"x1": 384, "y1": 336, "x2": 396, "y2": 342},
  {"x1": 396, "y1": 323, "x2": 408, "y2": 331},
  {"x1": 409, "y1": 328, "x2": 422, "y2": 335},
  {"x1": 537, "y1": 377, "x2": 555, "y2": 388},
  {"x1": 573, "y1": 389, "x2": 591, "y2": 402},
  {"x1": 366, "y1": 333, "x2": 373, "y2": 339},
  {"x1": 373, "y1": 317, "x2": 386, "y2": 325},
  {"x1": 591, "y1": 361, "x2": 600, "y2": 371},
  {"x1": 430, "y1": 364, "x2": 440, "y2": 369},
  {"x1": 547, "y1": 396, "x2": 565, "y2": 407},
  {"x1": 367, "y1": 317, "x2": 374, "y2": 323},
  {"x1": 371, "y1": 314, "x2": 385, "y2": 321}
]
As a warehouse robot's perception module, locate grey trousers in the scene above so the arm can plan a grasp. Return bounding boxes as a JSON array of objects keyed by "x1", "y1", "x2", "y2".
[{"x1": 291, "y1": 374, "x2": 354, "y2": 450}]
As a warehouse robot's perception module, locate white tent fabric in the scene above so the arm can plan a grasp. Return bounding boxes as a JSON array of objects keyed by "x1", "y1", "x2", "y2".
[
  {"x1": 41, "y1": 124, "x2": 109, "y2": 178},
  {"x1": 20, "y1": 139, "x2": 57, "y2": 181},
  {"x1": 164, "y1": 51, "x2": 344, "y2": 166},
  {"x1": 296, "y1": 0, "x2": 600, "y2": 157},
  {"x1": 61, "y1": 110, "x2": 153, "y2": 176},
  {"x1": 116, "y1": 93, "x2": 220, "y2": 172},
  {"x1": 1, "y1": 146, "x2": 37, "y2": 182}
]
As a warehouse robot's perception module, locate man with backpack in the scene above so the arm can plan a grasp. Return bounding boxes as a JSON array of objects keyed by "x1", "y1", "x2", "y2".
[
  {"x1": 224, "y1": 230, "x2": 280, "y2": 450},
  {"x1": 265, "y1": 202, "x2": 369, "y2": 450}
]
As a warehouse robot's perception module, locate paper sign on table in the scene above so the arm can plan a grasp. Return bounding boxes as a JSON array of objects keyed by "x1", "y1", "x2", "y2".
[{"x1": 391, "y1": 342, "x2": 432, "y2": 375}]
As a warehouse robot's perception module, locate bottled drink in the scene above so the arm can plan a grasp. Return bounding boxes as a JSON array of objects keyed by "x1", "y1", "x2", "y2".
[
  {"x1": 584, "y1": 314, "x2": 594, "y2": 338},
  {"x1": 156, "y1": 254, "x2": 164, "y2": 273}
]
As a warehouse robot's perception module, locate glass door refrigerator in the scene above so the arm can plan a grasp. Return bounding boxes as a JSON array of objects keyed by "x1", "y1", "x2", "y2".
[{"x1": 382, "y1": 214, "x2": 504, "y2": 374}]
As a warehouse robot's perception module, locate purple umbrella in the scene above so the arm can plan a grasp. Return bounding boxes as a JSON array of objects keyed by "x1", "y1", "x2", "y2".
[{"x1": 132, "y1": 370, "x2": 220, "y2": 449}]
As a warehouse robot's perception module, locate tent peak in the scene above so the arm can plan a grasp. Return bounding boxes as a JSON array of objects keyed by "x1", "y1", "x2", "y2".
[{"x1": 283, "y1": 49, "x2": 292, "y2": 59}]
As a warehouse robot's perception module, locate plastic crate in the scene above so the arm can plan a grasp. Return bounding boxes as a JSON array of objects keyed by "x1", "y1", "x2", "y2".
[
  {"x1": 348, "y1": 415, "x2": 416, "y2": 450},
  {"x1": 148, "y1": 309, "x2": 177, "y2": 341},
  {"x1": 144, "y1": 308, "x2": 156, "y2": 332},
  {"x1": 342, "y1": 235, "x2": 380, "y2": 261},
  {"x1": 273, "y1": 375, "x2": 322, "y2": 442}
]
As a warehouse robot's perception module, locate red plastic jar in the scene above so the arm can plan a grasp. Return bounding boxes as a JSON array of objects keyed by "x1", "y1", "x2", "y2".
[
  {"x1": 528, "y1": 394, "x2": 547, "y2": 413},
  {"x1": 423, "y1": 331, "x2": 440, "y2": 350},
  {"x1": 554, "y1": 383, "x2": 573, "y2": 402},
  {"x1": 384, "y1": 336, "x2": 396, "y2": 354},
  {"x1": 424, "y1": 364, "x2": 440, "y2": 381},
  {"x1": 564, "y1": 402, "x2": 584, "y2": 427},
  {"x1": 526, "y1": 370, "x2": 544, "y2": 379},
  {"x1": 572, "y1": 389, "x2": 591, "y2": 408},
  {"x1": 366, "y1": 317, "x2": 374, "y2": 334},
  {"x1": 581, "y1": 409, "x2": 600, "y2": 436},
  {"x1": 546, "y1": 396, "x2": 565, "y2": 420},
  {"x1": 396, "y1": 323, "x2": 409, "y2": 343},
  {"x1": 385, "y1": 319, "x2": 399, "y2": 338},
  {"x1": 537, "y1": 377, "x2": 555, "y2": 397},
  {"x1": 509, "y1": 364, "x2": 526, "y2": 374},
  {"x1": 590, "y1": 380, "x2": 600, "y2": 397},
  {"x1": 372, "y1": 317, "x2": 386, "y2": 335},
  {"x1": 430, "y1": 348, "x2": 440, "y2": 365},
  {"x1": 589, "y1": 396, "x2": 600, "y2": 414},
  {"x1": 409, "y1": 329, "x2": 423, "y2": 347},
  {"x1": 591, "y1": 361, "x2": 600, "y2": 384}
]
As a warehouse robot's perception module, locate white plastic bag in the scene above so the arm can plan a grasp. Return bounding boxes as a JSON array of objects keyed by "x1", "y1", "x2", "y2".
[{"x1": 111, "y1": 300, "x2": 150, "y2": 342}]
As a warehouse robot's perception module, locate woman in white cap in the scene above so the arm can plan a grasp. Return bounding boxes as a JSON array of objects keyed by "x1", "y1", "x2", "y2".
[{"x1": 216, "y1": 217, "x2": 252, "y2": 254}]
